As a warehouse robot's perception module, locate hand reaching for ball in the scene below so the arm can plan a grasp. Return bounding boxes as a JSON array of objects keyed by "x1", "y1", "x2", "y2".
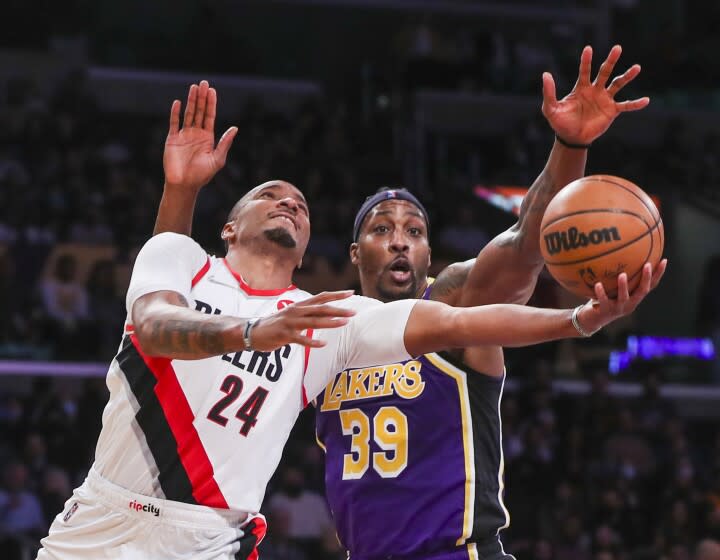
[{"x1": 576, "y1": 259, "x2": 668, "y2": 335}]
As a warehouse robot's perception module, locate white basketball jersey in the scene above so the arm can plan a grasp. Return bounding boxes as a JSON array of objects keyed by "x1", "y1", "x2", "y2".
[{"x1": 92, "y1": 233, "x2": 414, "y2": 514}]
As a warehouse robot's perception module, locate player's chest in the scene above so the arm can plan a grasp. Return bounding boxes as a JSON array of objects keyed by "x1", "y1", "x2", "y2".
[
  {"x1": 318, "y1": 355, "x2": 459, "y2": 414},
  {"x1": 173, "y1": 274, "x2": 308, "y2": 420}
]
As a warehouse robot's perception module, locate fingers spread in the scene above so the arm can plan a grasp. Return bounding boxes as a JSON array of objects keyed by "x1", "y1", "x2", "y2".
[
  {"x1": 607, "y1": 64, "x2": 641, "y2": 96},
  {"x1": 577, "y1": 45, "x2": 593, "y2": 87},
  {"x1": 293, "y1": 317, "x2": 351, "y2": 330},
  {"x1": 292, "y1": 334, "x2": 327, "y2": 348},
  {"x1": 650, "y1": 258, "x2": 668, "y2": 289},
  {"x1": 594, "y1": 44, "x2": 622, "y2": 88},
  {"x1": 299, "y1": 304, "x2": 357, "y2": 318},
  {"x1": 616, "y1": 273, "x2": 630, "y2": 303},
  {"x1": 215, "y1": 127, "x2": 238, "y2": 165},
  {"x1": 541, "y1": 72, "x2": 558, "y2": 109},
  {"x1": 183, "y1": 84, "x2": 198, "y2": 128},
  {"x1": 194, "y1": 80, "x2": 209, "y2": 131},
  {"x1": 204, "y1": 87, "x2": 217, "y2": 132},
  {"x1": 301, "y1": 290, "x2": 355, "y2": 306},
  {"x1": 594, "y1": 281, "x2": 608, "y2": 305},
  {"x1": 616, "y1": 97, "x2": 651, "y2": 112},
  {"x1": 168, "y1": 100, "x2": 181, "y2": 135}
]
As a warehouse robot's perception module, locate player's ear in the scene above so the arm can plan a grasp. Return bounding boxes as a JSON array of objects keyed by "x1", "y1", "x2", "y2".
[
  {"x1": 349, "y1": 242, "x2": 359, "y2": 265},
  {"x1": 427, "y1": 246, "x2": 432, "y2": 269},
  {"x1": 221, "y1": 221, "x2": 235, "y2": 243}
]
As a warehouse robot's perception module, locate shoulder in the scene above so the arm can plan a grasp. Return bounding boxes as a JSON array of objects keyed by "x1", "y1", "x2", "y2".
[
  {"x1": 137, "y1": 233, "x2": 208, "y2": 268},
  {"x1": 145, "y1": 232, "x2": 206, "y2": 255},
  {"x1": 430, "y1": 259, "x2": 475, "y2": 304}
]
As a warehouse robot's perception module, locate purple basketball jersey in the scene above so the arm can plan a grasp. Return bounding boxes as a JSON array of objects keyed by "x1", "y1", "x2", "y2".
[{"x1": 315, "y1": 349, "x2": 511, "y2": 560}]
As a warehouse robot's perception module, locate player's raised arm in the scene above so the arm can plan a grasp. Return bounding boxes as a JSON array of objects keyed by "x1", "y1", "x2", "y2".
[
  {"x1": 153, "y1": 80, "x2": 238, "y2": 236},
  {"x1": 433, "y1": 45, "x2": 650, "y2": 309},
  {"x1": 404, "y1": 262, "x2": 665, "y2": 356}
]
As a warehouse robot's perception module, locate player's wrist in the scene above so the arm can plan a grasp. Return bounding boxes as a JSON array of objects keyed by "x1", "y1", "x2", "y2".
[
  {"x1": 243, "y1": 318, "x2": 261, "y2": 351},
  {"x1": 572, "y1": 304, "x2": 600, "y2": 337},
  {"x1": 555, "y1": 133, "x2": 592, "y2": 150},
  {"x1": 163, "y1": 179, "x2": 204, "y2": 195}
]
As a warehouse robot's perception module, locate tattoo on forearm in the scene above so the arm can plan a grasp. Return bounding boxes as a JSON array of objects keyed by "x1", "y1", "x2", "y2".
[
  {"x1": 498, "y1": 172, "x2": 558, "y2": 251},
  {"x1": 431, "y1": 264, "x2": 472, "y2": 299},
  {"x1": 149, "y1": 319, "x2": 227, "y2": 355}
]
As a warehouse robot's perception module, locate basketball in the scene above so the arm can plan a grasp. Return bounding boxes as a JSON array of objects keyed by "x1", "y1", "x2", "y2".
[{"x1": 540, "y1": 175, "x2": 664, "y2": 299}]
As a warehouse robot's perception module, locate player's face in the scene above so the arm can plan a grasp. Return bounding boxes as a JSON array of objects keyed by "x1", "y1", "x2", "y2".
[
  {"x1": 225, "y1": 181, "x2": 311, "y2": 259},
  {"x1": 351, "y1": 200, "x2": 430, "y2": 302}
]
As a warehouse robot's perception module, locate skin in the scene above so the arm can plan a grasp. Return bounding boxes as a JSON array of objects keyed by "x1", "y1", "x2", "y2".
[
  {"x1": 353, "y1": 44, "x2": 656, "y2": 377},
  {"x1": 350, "y1": 200, "x2": 430, "y2": 302},
  {"x1": 142, "y1": 46, "x2": 666, "y2": 363},
  {"x1": 144, "y1": 44, "x2": 667, "y2": 560}
]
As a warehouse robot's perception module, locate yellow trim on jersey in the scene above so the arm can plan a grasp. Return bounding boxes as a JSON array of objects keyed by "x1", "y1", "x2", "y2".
[
  {"x1": 423, "y1": 352, "x2": 475, "y2": 547},
  {"x1": 467, "y1": 543, "x2": 479, "y2": 560},
  {"x1": 315, "y1": 430, "x2": 327, "y2": 453},
  {"x1": 496, "y1": 375, "x2": 511, "y2": 532}
]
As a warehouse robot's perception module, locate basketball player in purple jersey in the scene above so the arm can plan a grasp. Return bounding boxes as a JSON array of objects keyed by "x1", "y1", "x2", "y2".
[{"x1": 155, "y1": 45, "x2": 656, "y2": 559}]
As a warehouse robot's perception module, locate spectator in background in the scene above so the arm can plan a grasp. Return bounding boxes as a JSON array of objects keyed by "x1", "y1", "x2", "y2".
[
  {"x1": 697, "y1": 255, "x2": 720, "y2": 383},
  {"x1": 22, "y1": 433, "x2": 48, "y2": 489},
  {"x1": 86, "y1": 259, "x2": 125, "y2": 360},
  {"x1": 40, "y1": 253, "x2": 91, "y2": 359},
  {"x1": 74, "y1": 378, "x2": 107, "y2": 467},
  {"x1": 259, "y1": 508, "x2": 307, "y2": 560},
  {"x1": 0, "y1": 460, "x2": 44, "y2": 538},
  {"x1": 39, "y1": 467, "x2": 72, "y2": 531},
  {"x1": 437, "y1": 204, "x2": 489, "y2": 258},
  {"x1": 68, "y1": 207, "x2": 114, "y2": 245},
  {"x1": 267, "y1": 466, "x2": 333, "y2": 558},
  {"x1": 696, "y1": 539, "x2": 720, "y2": 560}
]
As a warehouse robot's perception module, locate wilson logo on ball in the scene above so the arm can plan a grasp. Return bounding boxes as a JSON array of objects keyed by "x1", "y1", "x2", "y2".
[{"x1": 544, "y1": 226, "x2": 621, "y2": 255}]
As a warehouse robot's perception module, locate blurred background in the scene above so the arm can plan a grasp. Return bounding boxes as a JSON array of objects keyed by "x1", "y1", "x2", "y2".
[{"x1": 0, "y1": 0, "x2": 719, "y2": 558}]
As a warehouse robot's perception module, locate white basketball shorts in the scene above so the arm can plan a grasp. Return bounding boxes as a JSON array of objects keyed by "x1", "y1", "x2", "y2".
[{"x1": 36, "y1": 467, "x2": 266, "y2": 560}]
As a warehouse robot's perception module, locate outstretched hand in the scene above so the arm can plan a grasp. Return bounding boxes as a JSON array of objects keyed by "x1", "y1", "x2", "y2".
[
  {"x1": 542, "y1": 45, "x2": 650, "y2": 146},
  {"x1": 164, "y1": 80, "x2": 238, "y2": 192},
  {"x1": 250, "y1": 291, "x2": 358, "y2": 351},
  {"x1": 578, "y1": 259, "x2": 667, "y2": 335}
]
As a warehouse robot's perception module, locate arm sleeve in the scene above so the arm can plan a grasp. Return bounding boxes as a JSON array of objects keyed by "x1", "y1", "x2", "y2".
[
  {"x1": 303, "y1": 297, "x2": 417, "y2": 401},
  {"x1": 125, "y1": 232, "x2": 209, "y2": 315}
]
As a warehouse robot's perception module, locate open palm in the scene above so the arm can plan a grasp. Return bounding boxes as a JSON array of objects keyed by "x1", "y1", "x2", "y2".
[
  {"x1": 542, "y1": 45, "x2": 650, "y2": 146},
  {"x1": 164, "y1": 81, "x2": 238, "y2": 191}
]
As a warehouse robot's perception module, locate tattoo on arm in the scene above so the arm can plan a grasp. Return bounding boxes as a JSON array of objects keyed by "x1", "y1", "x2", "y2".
[
  {"x1": 497, "y1": 172, "x2": 558, "y2": 251},
  {"x1": 141, "y1": 292, "x2": 229, "y2": 356},
  {"x1": 149, "y1": 319, "x2": 227, "y2": 355},
  {"x1": 431, "y1": 262, "x2": 472, "y2": 301}
]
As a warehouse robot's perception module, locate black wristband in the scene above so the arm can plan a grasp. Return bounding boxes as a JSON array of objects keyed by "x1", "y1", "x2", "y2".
[
  {"x1": 243, "y1": 318, "x2": 259, "y2": 351},
  {"x1": 555, "y1": 133, "x2": 592, "y2": 149}
]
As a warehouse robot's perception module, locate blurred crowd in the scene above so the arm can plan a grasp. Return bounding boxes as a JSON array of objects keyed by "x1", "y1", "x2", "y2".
[
  {"x1": 1, "y1": 368, "x2": 720, "y2": 559},
  {"x1": 1, "y1": 61, "x2": 720, "y2": 363},
  {"x1": 0, "y1": 3, "x2": 719, "y2": 558}
]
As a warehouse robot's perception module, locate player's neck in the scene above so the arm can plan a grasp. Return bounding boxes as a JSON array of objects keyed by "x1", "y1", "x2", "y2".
[
  {"x1": 225, "y1": 247, "x2": 296, "y2": 291},
  {"x1": 415, "y1": 279, "x2": 429, "y2": 299}
]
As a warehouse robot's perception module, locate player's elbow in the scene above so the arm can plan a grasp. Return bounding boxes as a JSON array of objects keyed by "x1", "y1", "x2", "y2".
[{"x1": 130, "y1": 296, "x2": 164, "y2": 356}]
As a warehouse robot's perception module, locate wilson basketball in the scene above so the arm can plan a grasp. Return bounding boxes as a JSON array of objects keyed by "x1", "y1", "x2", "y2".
[{"x1": 540, "y1": 175, "x2": 664, "y2": 299}]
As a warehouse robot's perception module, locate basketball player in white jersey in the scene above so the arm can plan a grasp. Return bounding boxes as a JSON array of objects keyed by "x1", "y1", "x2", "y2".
[{"x1": 35, "y1": 85, "x2": 664, "y2": 560}]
